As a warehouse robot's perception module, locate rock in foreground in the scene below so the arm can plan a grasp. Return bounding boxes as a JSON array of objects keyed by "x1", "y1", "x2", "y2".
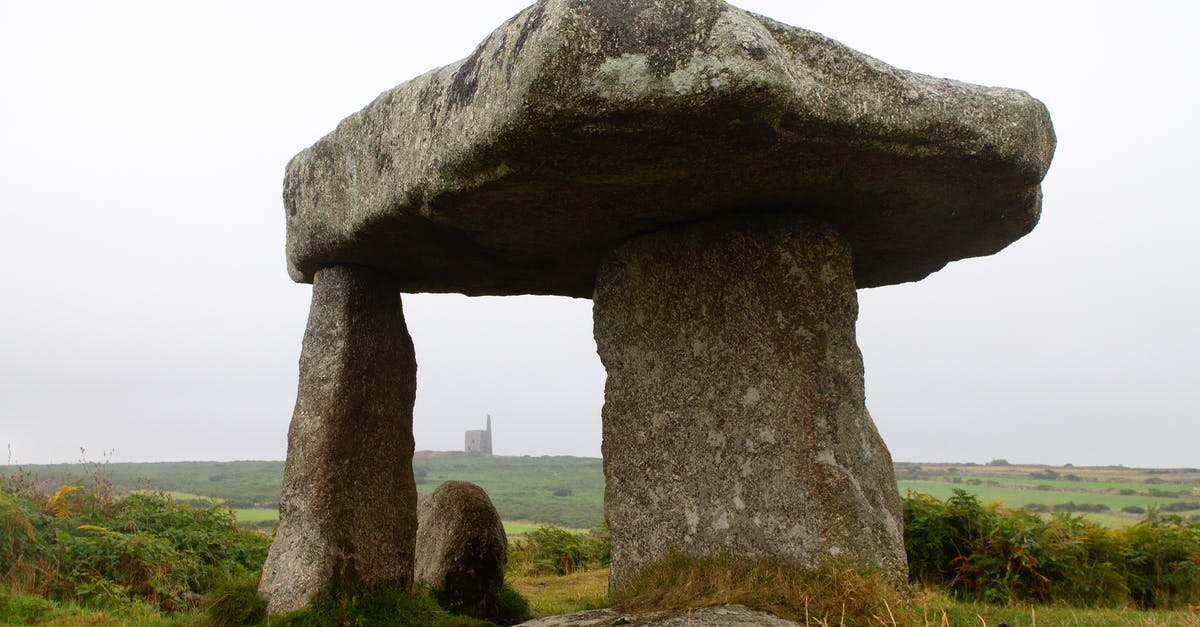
[{"x1": 415, "y1": 481, "x2": 509, "y2": 615}]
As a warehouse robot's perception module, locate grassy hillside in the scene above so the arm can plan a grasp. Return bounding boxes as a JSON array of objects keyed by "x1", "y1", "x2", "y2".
[
  {"x1": 5, "y1": 457, "x2": 1198, "y2": 530},
  {"x1": 0, "y1": 460, "x2": 283, "y2": 509},
  {"x1": 414, "y1": 453, "x2": 603, "y2": 528},
  {"x1": 2, "y1": 453, "x2": 606, "y2": 530}
]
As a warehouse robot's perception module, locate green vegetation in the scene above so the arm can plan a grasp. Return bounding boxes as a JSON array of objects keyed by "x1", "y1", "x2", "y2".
[
  {"x1": 204, "y1": 576, "x2": 527, "y2": 627},
  {"x1": 5, "y1": 456, "x2": 1200, "y2": 624},
  {"x1": 904, "y1": 489, "x2": 1200, "y2": 609},
  {"x1": 507, "y1": 524, "x2": 610, "y2": 576},
  {"x1": 0, "y1": 473, "x2": 269, "y2": 618},
  {"x1": 271, "y1": 586, "x2": 498, "y2": 627},
  {"x1": 0, "y1": 472, "x2": 531, "y2": 625}
]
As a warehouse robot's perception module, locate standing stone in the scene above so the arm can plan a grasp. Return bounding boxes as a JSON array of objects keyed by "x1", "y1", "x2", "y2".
[
  {"x1": 415, "y1": 481, "x2": 508, "y2": 614},
  {"x1": 594, "y1": 213, "x2": 905, "y2": 586},
  {"x1": 259, "y1": 264, "x2": 418, "y2": 615}
]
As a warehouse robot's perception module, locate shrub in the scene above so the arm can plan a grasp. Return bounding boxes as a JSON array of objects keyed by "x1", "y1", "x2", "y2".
[
  {"x1": 0, "y1": 590, "x2": 55, "y2": 623},
  {"x1": 1118, "y1": 511, "x2": 1200, "y2": 608},
  {"x1": 901, "y1": 489, "x2": 1200, "y2": 609},
  {"x1": 0, "y1": 491, "x2": 35, "y2": 576},
  {"x1": 1053, "y1": 502, "x2": 1111, "y2": 513},
  {"x1": 56, "y1": 524, "x2": 194, "y2": 610},
  {"x1": 508, "y1": 524, "x2": 609, "y2": 576},
  {"x1": 903, "y1": 490, "x2": 994, "y2": 585},
  {"x1": 0, "y1": 480, "x2": 270, "y2": 614}
]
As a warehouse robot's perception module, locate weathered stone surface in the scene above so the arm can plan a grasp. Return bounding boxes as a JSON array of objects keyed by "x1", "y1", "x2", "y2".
[
  {"x1": 415, "y1": 480, "x2": 508, "y2": 611},
  {"x1": 259, "y1": 265, "x2": 418, "y2": 615},
  {"x1": 516, "y1": 604, "x2": 800, "y2": 626},
  {"x1": 594, "y1": 213, "x2": 905, "y2": 585},
  {"x1": 283, "y1": 0, "x2": 1055, "y2": 296}
]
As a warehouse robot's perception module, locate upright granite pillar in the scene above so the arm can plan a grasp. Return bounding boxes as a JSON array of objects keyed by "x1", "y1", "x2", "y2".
[
  {"x1": 594, "y1": 213, "x2": 906, "y2": 586},
  {"x1": 260, "y1": 264, "x2": 418, "y2": 615}
]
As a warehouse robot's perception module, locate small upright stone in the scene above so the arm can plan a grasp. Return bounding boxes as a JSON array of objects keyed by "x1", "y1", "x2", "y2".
[
  {"x1": 415, "y1": 481, "x2": 509, "y2": 615},
  {"x1": 259, "y1": 265, "x2": 418, "y2": 615}
]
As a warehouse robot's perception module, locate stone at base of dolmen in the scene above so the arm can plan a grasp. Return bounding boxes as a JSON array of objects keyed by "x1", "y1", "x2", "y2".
[
  {"x1": 259, "y1": 264, "x2": 419, "y2": 615},
  {"x1": 594, "y1": 213, "x2": 906, "y2": 587},
  {"x1": 415, "y1": 481, "x2": 509, "y2": 616}
]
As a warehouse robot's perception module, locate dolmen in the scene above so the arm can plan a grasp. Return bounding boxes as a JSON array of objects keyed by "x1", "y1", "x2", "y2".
[{"x1": 259, "y1": 0, "x2": 1055, "y2": 615}]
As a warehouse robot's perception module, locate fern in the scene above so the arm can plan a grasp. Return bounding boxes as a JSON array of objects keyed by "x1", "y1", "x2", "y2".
[{"x1": 44, "y1": 485, "x2": 81, "y2": 519}]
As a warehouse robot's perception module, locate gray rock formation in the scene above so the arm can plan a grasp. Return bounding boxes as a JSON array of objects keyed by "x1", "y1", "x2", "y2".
[
  {"x1": 267, "y1": 0, "x2": 1055, "y2": 612},
  {"x1": 282, "y1": 0, "x2": 1053, "y2": 297},
  {"x1": 516, "y1": 604, "x2": 800, "y2": 626},
  {"x1": 415, "y1": 481, "x2": 508, "y2": 613},
  {"x1": 595, "y1": 213, "x2": 904, "y2": 585},
  {"x1": 259, "y1": 265, "x2": 418, "y2": 615}
]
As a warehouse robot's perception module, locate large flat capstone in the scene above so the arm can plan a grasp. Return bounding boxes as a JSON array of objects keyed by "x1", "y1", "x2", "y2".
[{"x1": 284, "y1": 0, "x2": 1055, "y2": 296}]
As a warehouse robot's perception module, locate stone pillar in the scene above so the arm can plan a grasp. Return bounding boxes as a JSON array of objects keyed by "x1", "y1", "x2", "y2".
[
  {"x1": 594, "y1": 213, "x2": 906, "y2": 587},
  {"x1": 260, "y1": 264, "x2": 418, "y2": 615}
]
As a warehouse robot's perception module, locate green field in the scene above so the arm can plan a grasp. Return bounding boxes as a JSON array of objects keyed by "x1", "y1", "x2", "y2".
[
  {"x1": 414, "y1": 454, "x2": 604, "y2": 528},
  {"x1": 895, "y1": 462, "x2": 1200, "y2": 527},
  {"x1": 5, "y1": 457, "x2": 1198, "y2": 531},
  {"x1": 2, "y1": 453, "x2": 606, "y2": 530}
]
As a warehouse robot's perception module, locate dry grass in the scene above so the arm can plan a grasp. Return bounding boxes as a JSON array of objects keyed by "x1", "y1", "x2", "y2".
[
  {"x1": 920, "y1": 588, "x2": 1200, "y2": 626},
  {"x1": 609, "y1": 553, "x2": 915, "y2": 626}
]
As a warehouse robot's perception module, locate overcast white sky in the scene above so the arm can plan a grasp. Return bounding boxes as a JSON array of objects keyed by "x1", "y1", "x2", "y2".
[{"x1": 2, "y1": 1, "x2": 1196, "y2": 468}]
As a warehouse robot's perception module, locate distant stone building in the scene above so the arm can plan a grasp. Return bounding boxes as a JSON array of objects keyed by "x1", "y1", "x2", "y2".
[{"x1": 464, "y1": 415, "x2": 492, "y2": 455}]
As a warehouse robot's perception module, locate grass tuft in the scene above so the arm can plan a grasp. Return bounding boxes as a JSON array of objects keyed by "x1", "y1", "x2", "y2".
[
  {"x1": 611, "y1": 553, "x2": 915, "y2": 626},
  {"x1": 0, "y1": 589, "x2": 56, "y2": 624},
  {"x1": 204, "y1": 573, "x2": 266, "y2": 626},
  {"x1": 431, "y1": 581, "x2": 532, "y2": 625},
  {"x1": 273, "y1": 585, "x2": 495, "y2": 627}
]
